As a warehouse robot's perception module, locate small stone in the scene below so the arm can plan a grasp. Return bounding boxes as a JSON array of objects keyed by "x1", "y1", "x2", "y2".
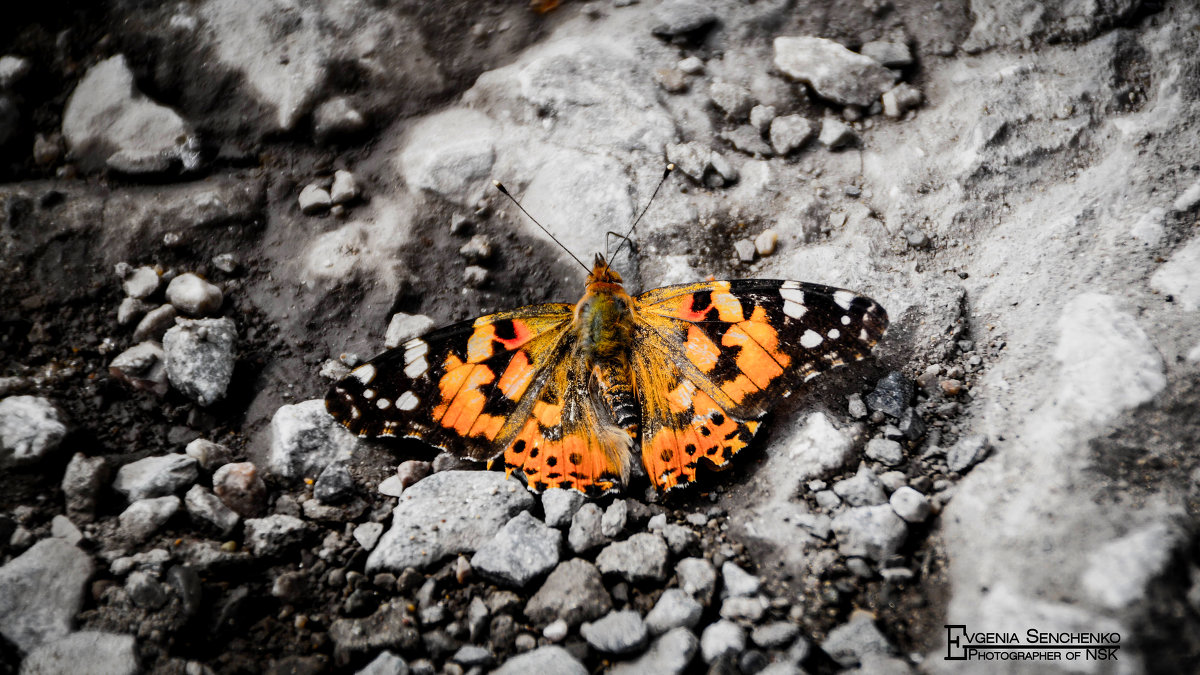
[
  {"x1": 665, "y1": 141, "x2": 711, "y2": 181},
  {"x1": 833, "y1": 464, "x2": 888, "y2": 506},
  {"x1": 299, "y1": 184, "x2": 332, "y2": 214},
  {"x1": 940, "y1": 378, "x2": 964, "y2": 396},
  {"x1": 831, "y1": 505, "x2": 908, "y2": 561},
  {"x1": 267, "y1": 399, "x2": 357, "y2": 481},
  {"x1": 119, "y1": 495, "x2": 180, "y2": 541},
  {"x1": 525, "y1": 558, "x2": 612, "y2": 627},
  {"x1": 722, "y1": 125, "x2": 773, "y2": 156},
  {"x1": 0, "y1": 55, "x2": 31, "y2": 88},
  {"x1": 491, "y1": 646, "x2": 586, "y2": 675},
  {"x1": 378, "y1": 475, "x2": 405, "y2": 497},
  {"x1": 355, "y1": 651, "x2": 408, "y2": 675},
  {"x1": 709, "y1": 80, "x2": 754, "y2": 119},
  {"x1": 601, "y1": 500, "x2": 628, "y2": 538},
  {"x1": 122, "y1": 266, "x2": 161, "y2": 299},
  {"x1": 897, "y1": 407, "x2": 926, "y2": 441},
  {"x1": 315, "y1": 463, "x2": 355, "y2": 505},
  {"x1": 661, "y1": 524, "x2": 699, "y2": 555},
  {"x1": 244, "y1": 514, "x2": 307, "y2": 557},
  {"x1": 568, "y1": 503, "x2": 607, "y2": 553},
  {"x1": 609, "y1": 627, "x2": 698, "y2": 675},
  {"x1": 678, "y1": 56, "x2": 705, "y2": 74},
  {"x1": 543, "y1": 618, "x2": 568, "y2": 642},
  {"x1": 166, "y1": 273, "x2": 224, "y2": 316},
  {"x1": 212, "y1": 253, "x2": 238, "y2": 273},
  {"x1": 542, "y1": 488, "x2": 585, "y2": 528},
  {"x1": 20, "y1": 632, "x2": 138, "y2": 675},
  {"x1": 654, "y1": 68, "x2": 688, "y2": 93},
  {"x1": 0, "y1": 395, "x2": 67, "y2": 467},
  {"x1": 185, "y1": 485, "x2": 239, "y2": 535},
  {"x1": 452, "y1": 644, "x2": 493, "y2": 667},
  {"x1": 595, "y1": 533, "x2": 669, "y2": 583},
  {"x1": 865, "y1": 372, "x2": 913, "y2": 418},
  {"x1": 881, "y1": 83, "x2": 922, "y2": 118},
  {"x1": 116, "y1": 297, "x2": 151, "y2": 325},
  {"x1": 773, "y1": 36, "x2": 898, "y2": 106},
  {"x1": 946, "y1": 435, "x2": 990, "y2": 473},
  {"x1": 50, "y1": 515, "x2": 83, "y2": 545},
  {"x1": 734, "y1": 239, "x2": 757, "y2": 263},
  {"x1": 865, "y1": 439, "x2": 903, "y2": 466},
  {"x1": 464, "y1": 265, "x2": 489, "y2": 288},
  {"x1": 709, "y1": 151, "x2": 738, "y2": 185},
  {"x1": 108, "y1": 342, "x2": 169, "y2": 396},
  {"x1": 720, "y1": 595, "x2": 767, "y2": 622},
  {"x1": 184, "y1": 438, "x2": 233, "y2": 471},
  {"x1": 132, "y1": 304, "x2": 177, "y2": 342},
  {"x1": 354, "y1": 522, "x2": 385, "y2": 551},
  {"x1": 329, "y1": 170, "x2": 360, "y2": 204},
  {"x1": 821, "y1": 613, "x2": 892, "y2": 667},
  {"x1": 749, "y1": 105, "x2": 777, "y2": 131},
  {"x1": 754, "y1": 230, "x2": 778, "y2": 256},
  {"x1": 459, "y1": 234, "x2": 493, "y2": 263},
  {"x1": 329, "y1": 603, "x2": 421, "y2": 658},
  {"x1": 580, "y1": 610, "x2": 647, "y2": 655},
  {"x1": 818, "y1": 118, "x2": 857, "y2": 149},
  {"x1": 313, "y1": 96, "x2": 366, "y2": 140},
  {"x1": 888, "y1": 487, "x2": 930, "y2": 523},
  {"x1": 676, "y1": 557, "x2": 717, "y2": 605},
  {"x1": 751, "y1": 622, "x2": 800, "y2": 649},
  {"x1": 126, "y1": 570, "x2": 168, "y2": 609},
  {"x1": 0, "y1": 538, "x2": 94, "y2": 652},
  {"x1": 861, "y1": 41, "x2": 913, "y2": 67},
  {"x1": 815, "y1": 489, "x2": 842, "y2": 510},
  {"x1": 62, "y1": 453, "x2": 108, "y2": 520},
  {"x1": 645, "y1": 588, "x2": 702, "y2": 634},
  {"x1": 384, "y1": 313, "x2": 436, "y2": 349},
  {"x1": 114, "y1": 454, "x2": 199, "y2": 502},
  {"x1": 163, "y1": 317, "x2": 237, "y2": 407},
  {"x1": 471, "y1": 512, "x2": 562, "y2": 588},
  {"x1": 700, "y1": 620, "x2": 745, "y2": 663},
  {"x1": 651, "y1": 1, "x2": 717, "y2": 37},
  {"x1": 213, "y1": 462, "x2": 268, "y2": 517},
  {"x1": 722, "y1": 562, "x2": 760, "y2": 597}
]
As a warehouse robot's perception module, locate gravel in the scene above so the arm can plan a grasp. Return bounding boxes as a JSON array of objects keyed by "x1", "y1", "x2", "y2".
[
  {"x1": 676, "y1": 557, "x2": 718, "y2": 605},
  {"x1": 212, "y1": 461, "x2": 268, "y2": 517},
  {"x1": 491, "y1": 645, "x2": 586, "y2": 675},
  {"x1": 19, "y1": 631, "x2": 139, "y2": 675},
  {"x1": 832, "y1": 505, "x2": 909, "y2": 562},
  {"x1": 113, "y1": 454, "x2": 199, "y2": 502},
  {"x1": 118, "y1": 495, "x2": 181, "y2": 542},
  {"x1": 267, "y1": 400, "x2": 358, "y2": 481},
  {"x1": 0, "y1": 396, "x2": 67, "y2": 467},
  {"x1": 947, "y1": 434, "x2": 991, "y2": 473},
  {"x1": 865, "y1": 438, "x2": 904, "y2": 466},
  {"x1": 595, "y1": 533, "x2": 670, "y2": 583},
  {"x1": 243, "y1": 514, "x2": 307, "y2": 556},
  {"x1": 165, "y1": 273, "x2": 223, "y2": 316},
  {"x1": 470, "y1": 511, "x2": 562, "y2": 588},
  {"x1": 644, "y1": 588, "x2": 702, "y2": 634},
  {"x1": 889, "y1": 487, "x2": 932, "y2": 523},
  {"x1": 185, "y1": 484, "x2": 240, "y2": 535},
  {"x1": 580, "y1": 609, "x2": 648, "y2": 654},
  {"x1": 524, "y1": 558, "x2": 612, "y2": 627},
  {"x1": 609, "y1": 627, "x2": 698, "y2": 675},
  {"x1": 162, "y1": 317, "x2": 237, "y2": 406},
  {"x1": 821, "y1": 613, "x2": 893, "y2": 667},
  {"x1": 700, "y1": 620, "x2": 745, "y2": 664},
  {"x1": 0, "y1": 538, "x2": 94, "y2": 653},
  {"x1": 832, "y1": 464, "x2": 889, "y2": 506},
  {"x1": 773, "y1": 36, "x2": 898, "y2": 106},
  {"x1": 721, "y1": 562, "x2": 760, "y2": 598},
  {"x1": 61, "y1": 452, "x2": 108, "y2": 520},
  {"x1": 567, "y1": 503, "x2": 608, "y2": 553},
  {"x1": 542, "y1": 488, "x2": 585, "y2": 529}
]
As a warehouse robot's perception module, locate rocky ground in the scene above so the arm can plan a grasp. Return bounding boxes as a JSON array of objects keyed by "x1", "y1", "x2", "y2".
[{"x1": 2, "y1": 0, "x2": 1200, "y2": 673}]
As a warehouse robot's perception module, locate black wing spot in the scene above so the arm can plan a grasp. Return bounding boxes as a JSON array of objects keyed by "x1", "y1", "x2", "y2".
[
  {"x1": 493, "y1": 319, "x2": 518, "y2": 341},
  {"x1": 547, "y1": 456, "x2": 558, "y2": 467},
  {"x1": 699, "y1": 427, "x2": 711, "y2": 437},
  {"x1": 568, "y1": 452, "x2": 583, "y2": 465},
  {"x1": 559, "y1": 480, "x2": 573, "y2": 490},
  {"x1": 721, "y1": 447, "x2": 733, "y2": 461},
  {"x1": 724, "y1": 430, "x2": 740, "y2": 441},
  {"x1": 512, "y1": 440, "x2": 527, "y2": 454},
  {"x1": 529, "y1": 447, "x2": 539, "y2": 459},
  {"x1": 684, "y1": 444, "x2": 697, "y2": 456},
  {"x1": 659, "y1": 448, "x2": 674, "y2": 462},
  {"x1": 711, "y1": 413, "x2": 726, "y2": 426}
]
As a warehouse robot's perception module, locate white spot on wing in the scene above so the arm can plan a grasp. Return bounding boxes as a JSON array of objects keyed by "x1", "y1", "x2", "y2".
[
  {"x1": 800, "y1": 329, "x2": 823, "y2": 348},
  {"x1": 352, "y1": 364, "x2": 376, "y2": 384},
  {"x1": 833, "y1": 290, "x2": 856, "y2": 310},
  {"x1": 783, "y1": 300, "x2": 806, "y2": 319},
  {"x1": 404, "y1": 355, "x2": 428, "y2": 378},
  {"x1": 363, "y1": 389, "x2": 376, "y2": 399},
  {"x1": 397, "y1": 391, "x2": 420, "y2": 410},
  {"x1": 841, "y1": 315, "x2": 851, "y2": 325},
  {"x1": 780, "y1": 281, "x2": 801, "y2": 289},
  {"x1": 405, "y1": 340, "x2": 429, "y2": 363},
  {"x1": 376, "y1": 398, "x2": 391, "y2": 409},
  {"x1": 827, "y1": 328, "x2": 840, "y2": 339}
]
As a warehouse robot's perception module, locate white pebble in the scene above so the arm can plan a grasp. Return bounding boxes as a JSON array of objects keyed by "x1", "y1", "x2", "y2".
[
  {"x1": 330, "y1": 170, "x2": 359, "y2": 204},
  {"x1": 166, "y1": 273, "x2": 223, "y2": 316},
  {"x1": 299, "y1": 184, "x2": 331, "y2": 214}
]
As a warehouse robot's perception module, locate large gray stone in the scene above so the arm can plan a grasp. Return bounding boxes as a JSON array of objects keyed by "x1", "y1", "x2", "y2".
[
  {"x1": 367, "y1": 471, "x2": 534, "y2": 573},
  {"x1": 0, "y1": 539, "x2": 94, "y2": 653},
  {"x1": 525, "y1": 558, "x2": 613, "y2": 627},
  {"x1": 0, "y1": 396, "x2": 66, "y2": 467},
  {"x1": 267, "y1": 399, "x2": 358, "y2": 481},
  {"x1": 19, "y1": 631, "x2": 138, "y2": 675},
  {"x1": 831, "y1": 505, "x2": 908, "y2": 562},
  {"x1": 470, "y1": 511, "x2": 562, "y2": 588},
  {"x1": 163, "y1": 317, "x2": 237, "y2": 407},
  {"x1": 113, "y1": 454, "x2": 199, "y2": 502},
  {"x1": 595, "y1": 533, "x2": 669, "y2": 583},
  {"x1": 580, "y1": 610, "x2": 648, "y2": 655},
  {"x1": 773, "y1": 37, "x2": 898, "y2": 107}
]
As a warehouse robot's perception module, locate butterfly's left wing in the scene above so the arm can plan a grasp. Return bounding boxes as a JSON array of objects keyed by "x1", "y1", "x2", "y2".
[{"x1": 631, "y1": 279, "x2": 887, "y2": 491}]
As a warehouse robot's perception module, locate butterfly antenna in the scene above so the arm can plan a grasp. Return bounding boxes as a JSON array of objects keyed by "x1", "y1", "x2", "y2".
[
  {"x1": 604, "y1": 163, "x2": 674, "y2": 276},
  {"x1": 493, "y1": 180, "x2": 591, "y2": 275}
]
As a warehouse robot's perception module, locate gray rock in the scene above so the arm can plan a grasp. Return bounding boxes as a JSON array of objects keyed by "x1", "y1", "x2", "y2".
[
  {"x1": 818, "y1": 118, "x2": 857, "y2": 149},
  {"x1": 62, "y1": 55, "x2": 199, "y2": 172},
  {"x1": 651, "y1": 0, "x2": 717, "y2": 37},
  {"x1": 354, "y1": 650, "x2": 408, "y2": 675},
  {"x1": 596, "y1": 533, "x2": 669, "y2": 583},
  {"x1": 314, "y1": 97, "x2": 366, "y2": 141},
  {"x1": 185, "y1": 485, "x2": 240, "y2": 535},
  {"x1": 888, "y1": 487, "x2": 931, "y2": 523},
  {"x1": 865, "y1": 439, "x2": 904, "y2": 467},
  {"x1": 751, "y1": 622, "x2": 800, "y2": 649},
  {"x1": 749, "y1": 104, "x2": 777, "y2": 131},
  {"x1": 108, "y1": 341, "x2": 169, "y2": 396},
  {"x1": 463, "y1": 265, "x2": 489, "y2": 288},
  {"x1": 397, "y1": 108, "x2": 496, "y2": 198},
  {"x1": 131, "y1": 304, "x2": 176, "y2": 342},
  {"x1": 722, "y1": 125, "x2": 773, "y2": 156},
  {"x1": 459, "y1": 234, "x2": 493, "y2": 263},
  {"x1": 184, "y1": 438, "x2": 233, "y2": 471},
  {"x1": 0, "y1": 55, "x2": 31, "y2": 89},
  {"x1": 815, "y1": 489, "x2": 842, "y2": 511},
  {"x1": 315, "y1": 462, "x2": 355, "y2": 505},
  {"x1": 384, "y1": 314, "x2": 436, "y2": 349},
  {"x1": 861, "y1": 41, "x2": 913, "y2": 68},
  {"x1": 661, "y1": 524, "x2": 698, "y2": 555},
  {"x1": 601, "y1": 500, "x2": 628, "y2": 538},
  {"x1": 471, "y1": 512, "x2": 562, "y2": 588},
  {"x1": 267, "y1": 399, "x2": 358, "y2": 481},
  {"x1": 720, "y1": 595, "x2": 767, "y2": 622},
  {"x1": 665, "y1": 141, "x2": 711, "y2": 181},
  {"x1": 113, "y1": 454, "x2": 199, "y2": 502},
  {"x1": 243, "y1": 514, "x2": 307, "y2": 556},
  {"x1": 821, "y1": 613, "x2": 892, "y2": 667},
  {"x1": 700, "y1": 620, "x2": 745, "y2": 663},
  {"x1": 833, "y1": 465, "x2": 889, "y2": 506},
  {"x1": 19, "y1": 631, "x2": 138, "y2": 675},
  {"x1": 580, "y1": 610, "x2": 647, "y2": 655},
  {"x1": 644, "y1": 588, "x2": 702, "y2": 634},
  {"x1": 49, "y1": 516, "x2": 82, "y2": 546},
  {"x1": 452, "y1": 644, "x2": 492, "y2": 667},
  {"x1": 331, "y1": 170, "x2": 360, "y2": 204},
  {"x1": 116, "y1": 297, "x2": 151, "y2": 325},
  {"x1": 525, "y1": 558, "x2": 612, "y2": 627},
  {"x1": 491, "y1": 646, "x2": 586, "y2": 675},
  {"x1": 568, "y1": 503, "x2": 608, "y2": 553},
  {"x1": 882, "y1": 84, "x2": 923, "y2": 118},
  {"x1": 165, "y1": 273, "x2": 223, "y2": 316},
  {"x1": 709, "y1": 81, "x2": 754, "y2": 119},
  {"x1": 609, "y1": 627, "x2": 698, "y2": 675},
  {"x1": 542, "y1": 488, "x2": 585, "y2": 528},
  {"x1": 125, "y1": 570, "x2": 168, "y2": 610},
  {"x1": 708, "y1": 152, "x2": 738, "y2": 186},
  {"x1": 0, "y1": 538, "x2": 93, "y2": 653},
  {"x1": 721, "y1": 562, "x2": 760, "y2": 598},
  {"x1": 832, "y1": 505, "x2": 908, "y2": 561},
  {"x1": 119, "y1": 496, "x2": 180, "y2": 542},
  {"x1": 354, "y1": 522, "x2": 385, "y2": 551},
  {"x1": 946, "y1": 434, "x2": 990, "y2": 473},
  {"x1": 773, "y1": 37, "x2": 898, "y2": 107},
  {"x1": 0, "y1": 396, "x2": 66, "y2": 467},
  {"x1": 769, "y1": 115, "x2": 815, "y2": 155},
  {"x1": 299, "y1": 184, "x2": 331, "y2": 214},
  {"x1": 329, "y1": 603, "x2": 421, "y2": 657},
  {"x1": 121, "y1": 266, "x2": 161, "y2": 299},
  {"x1": 212, "y1": 462, "x2": 268, "y2": 517},
  {"x1": 676, "y1": 557, "x2": 717, "y2": 605},
  {"x1": 367, "y1": 471, "x2": 534, "y2": 573},
  {"x1": 61, "y1": 452, "x2": 107, "y2": 520},
  {"x1": 865, "y1": 372, "x2": 914, "y2": 419},
  {"x1": 163, "y1": 317, "x2": 237, "y2": 407}
]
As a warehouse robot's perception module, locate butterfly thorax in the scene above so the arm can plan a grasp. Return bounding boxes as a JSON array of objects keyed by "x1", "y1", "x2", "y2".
[{"x1": 574, "y1": 257, "x2": 640, "y2": 440}]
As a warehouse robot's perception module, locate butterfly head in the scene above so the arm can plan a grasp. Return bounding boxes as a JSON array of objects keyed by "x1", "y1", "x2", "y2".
[{"x1": 587, "y1": 253, "x2": 624, "y2": 287}]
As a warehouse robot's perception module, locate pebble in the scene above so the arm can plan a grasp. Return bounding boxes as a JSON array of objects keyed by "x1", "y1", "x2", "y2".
[
  {"x1": 166, "y1": 273, "x2": 224, "y2": 316},
  {"x1": 946, "y1": 434, "x2": 990, "y2": 473},
  {"x1": 861, "y1": 41, "x2": 913, "y2": 68},
  {"x1": 700, "y1": 620, "x2": 745, "y2": 663},
  {"x1": 568, "y1": 503, "x2": 608, "y2": 553},
  {"x1": 367, "y1": 471, "x2": 534, "y2": 573},
  {"x1": 212, "y1": 252, "x2": 239, "y2": 273},
  {"x1": 580, "y1": 610, "x2": 648, "y2": 655},
  {"x1": 821, "y1": 612, "x2": 893, "y2": 667},
  {"x1": 163, "y1": 317, "x2": 237, "y2": 406},
  {"x1": 452, "y1": 645, "x2": 493, "y2": 667},
  {"x1": 678, "y1": 56, "x2": 705, "y2": 75},
  {"x1": 865, "y1": 372, "x2": 914, "y2": 418},
  {"x1": 0, "y1": 55, "x2": 31, "y2": 88},
  {"x1": 542, "y1": 488, "x2": 585, "y2": 528},
  {"x1": 0, "y1": 538, "x2": 94, "y2": 652},
  {"x1": 754, "y1": 229, "x2": 778, "y2": 256},
  {"x1": 751, "y1": 622, "x2": 800, "y2": 649},
  {"x1": 491, "y1": 645, "x2": 586, "y2": 675},
  {"x1": 50, "y1": 515, "x2": 83, "y2": 545},
  {"x1": 329, "y1": 603, "x2": 421, "y2": 658},
  {"x1": 122, "y1": 266, "x2": 161, "y2": 299},
  {"x1": 708, "y1": 151, "x2": 738, "y2": 186},
  {"x1": 734, "y1": 239, "x2": 757, "y2": 263},
  {"x1": 108, "y1": 341, "x2": 169, "y2": 396},
  {"x1": 299, "y1": 184, "x2": 332, "y2": 214},
  {"x1": 314, "y1": 462, "x2": 355, "y2": 505},
  {"x1": 543, "y1": 618, "x2": 568, "y2": 641},
  {"x1": 773, "y1": 36, "x2": 898, "y2": 107},
  {"x1": 463, "y1": 265, "x2": 489, "y2": 288},
  {"x1": 721, "y1": 562, "x2": 760, "y2": 598},
  {"x1": 898, "y1": 407, "x2": 926, "y2": 441},
  {"x1": 595, "y1": 533, "x2": 669, "y2": 583},
  {"x1": 355, "y1": 651, "x2": 409, "y2": 675},
  {"x1": 940, "y1": 378, "x2": 964, "y2": 396},
  {"x1": 378, "y1": 314, "x2": 436, "y2": 351},
  {"x1": 0, "y1": 395, "x2": 67, "y2": 467},
  {"x1": 113, "y1": 454, "x2": 199, "y2": 502},
  {"x1": 119, "y1": 495, "x2": 181, "y2": 541},
  {"x1": 354, "y1": 522, "x2": 385, "y2": 551},
  {"x1": 749, "y1": 104, "x2": 777, "y2": 131},
  {"x1": 184, "y1": 438, "x2": 233, "y2": 471},
  {"x1": 654, "y1": 67, "x2": 687, "y2": 93},
  {"x1": 61, "y1": 452, "x2": 108, "y2": 520},
  {"x1": 661, "y1": 524, "x2": 699, "y2": 555},
  {"x1": 459, "y1": 234, "x2": 493, "y2": 262},
  {"x1": 267, "y1": 399, "x2": 357, "y2": 481},
  {"x1": 865, "y1": 438, "x2": 904, "y2": 466},
  {"x1": 644, "y1": 588, "x2": 702, "y2": 634},
  {"x1": 116, "y1": 297, "x2": 151, "y2": 325},
  {"x1": 720, "y1": 595, "x2": 767, "y2": 622},
  {"x1": 833, "y1": 464, "x2": 889, "y2": 506},
  {"x1": 665, "y1": 141, "x2": 711, "y2": 181},
  {"x1": 882, "y1": 83, "x2": 923, "y2": 118},
  {"x1": 601, "y1": 500, "x2": 628, "y2": 538},
  {"x1": 831, "y1": 505, "x2": 908, "y2": 561},
  {"x1": 185, "y1": 485, "x2": 240, "y2": 535},
  {"x1": 132, "y1": 304, "x2": 177, "y2": 342},
  {"x1": 676, "y1": 557, "x2": 717, "y2": 605},
  {"x1": 471, "y1": 512, "x2": 562, "y2": 588},
  {"x1": 243, "y1": 514, "x2": 307, "y2": 556},
  {"x1": 722, "y1": 125, "x2": 773, "y2": 156},
  {"x1": 524, "y1": 558, "x2": 612, "y2": 627},
  {"x1": 888, "y1": 487, "x2": 931, "y2": 523},
  {"x1": 313, "y1": 96, "x2": 366, "y2": 140},
  {"x1": 609, "y1": 627, "x2": 698, "y2": 675},
  {"x1": 20, "y1": 631, "x2": 139, "y2": 675},
  {"x1": 126, "y1": 570, "x2": 168, "y2": 609},
  {"x1": 212, "y1": 462, "x2": 268, "y2": 517},
  {"x1": 329, "y1": 170, "x2": 360, "y2": 204},
  {"x1": 650, "y1": 0, "x2": 717, "y2": 37}
]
